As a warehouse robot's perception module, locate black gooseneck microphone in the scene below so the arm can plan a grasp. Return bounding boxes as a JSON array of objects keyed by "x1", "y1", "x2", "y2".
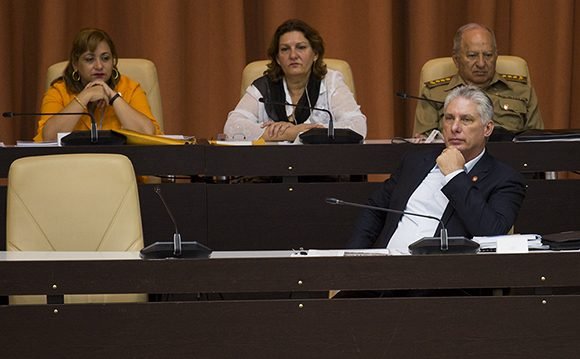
[
  {"x1": 396, "y1": 91, "x2": 444, "y2": 106},
  {"x1": 258, "y1": 97, "x2": 363, "y2": 144},
  {"x1": 140, "y1": 185, "x2": 212, "y2": 259},
  {"x1": 325, "y1": 197, "x2": 479, "y2": 255},
  {"x1": 3, "y1": 111, "x2": 99, "y2": 143},
  {"x1": 2, "y1": 110, "x2": 127, "y2": 145},
  {"x1": 154, "y1": 185, "x2": 183, "y2": 256}
]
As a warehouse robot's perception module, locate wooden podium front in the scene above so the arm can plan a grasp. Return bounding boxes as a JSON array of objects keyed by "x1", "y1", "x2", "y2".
[{"x1": 1, "y1": 250, "x2": 579, "y2": 358}]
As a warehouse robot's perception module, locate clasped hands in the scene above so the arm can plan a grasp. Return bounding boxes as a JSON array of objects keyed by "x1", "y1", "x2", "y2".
[
  {"x1": 260, "y1": 120, "x2": 323, "y2": 141},
  {"x1": 436, "y1": 147, "x2": 465, "y2": 176},
  {"x1": 76, "y1": 80, "x2": 116, "y2": 110}
]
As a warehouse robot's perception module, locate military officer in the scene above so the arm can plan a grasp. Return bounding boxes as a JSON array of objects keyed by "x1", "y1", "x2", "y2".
[{"x1": 414, "y1": 23, "x2": 543, "y2": 137}]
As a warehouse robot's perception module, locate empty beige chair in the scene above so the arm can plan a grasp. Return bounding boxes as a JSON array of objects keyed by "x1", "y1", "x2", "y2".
[
  {"x1": 45, "y1": 58, "x2": 164, "y2": 131},
  {"x1": 240, "y1": 58, "x2": 356, "y2": 98},
  {"x1": 419, "y1": 55, "x2": 531, "y2": 90},
  {"x1": 6, "y1": 153, "x2": 146, "y2": 304}
]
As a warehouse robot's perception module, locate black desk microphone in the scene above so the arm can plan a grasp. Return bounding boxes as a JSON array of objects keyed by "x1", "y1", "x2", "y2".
[
  {"x1": 3, "y1": 111, "x2": 98, "y2": 143},
  {"x1": 395, "y1": 91, "x2": 444, "y2": 106},
  {"x1": 326, "y1": 197, "x2": 479, "y2": 254},
  {"x1": 140, "y1": 185, "x2": 212, "y2": 259},
  {"x1": 2, "y1": 111, "x2": 126, "y2": 145}
]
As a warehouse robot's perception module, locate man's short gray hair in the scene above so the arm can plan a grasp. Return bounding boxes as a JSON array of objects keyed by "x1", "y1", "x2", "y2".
[
  {"x1": 452, "y1": 23, "x2": 497, "y2": 55},
  {"x1": 444, "y1": 85, "x2": 494, "y2": 124}
]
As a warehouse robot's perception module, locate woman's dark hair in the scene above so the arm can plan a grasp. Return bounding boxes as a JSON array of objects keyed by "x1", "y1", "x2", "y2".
[
  {"x1": 266, "y1": 19, "x2": 327, "y2": 81},
  {"x1": 61, "y1": 28, "x2": 120, "y2": 93}
]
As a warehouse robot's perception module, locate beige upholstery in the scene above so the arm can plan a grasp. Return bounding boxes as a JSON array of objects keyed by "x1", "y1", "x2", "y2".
[
  {"x1": 46, "y1": 58, "x2": 164, "y2": 131},
  {"x1": 419, "y1": 55, "x2": 531, "y2": 89},
  {"x1": 7, "y1": 153, "x2": 146, "y2": 304},
  {"x1": 240, "y1": 58, "x2": 356, "y2": 98}
]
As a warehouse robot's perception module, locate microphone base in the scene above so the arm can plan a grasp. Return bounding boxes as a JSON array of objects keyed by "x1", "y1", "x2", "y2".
[
  {"x1": 408, "y1": 236, "x2": 480, "y2": 255},
  {"x1": 299, "y1": 128, "x2": 363, "y2": 144},
  {"x1": 139, "y1": 241, "x2": 212, "y2": 259},
  {"x1": 61, "y1": 130, "x2": 127, "y2": 146}
]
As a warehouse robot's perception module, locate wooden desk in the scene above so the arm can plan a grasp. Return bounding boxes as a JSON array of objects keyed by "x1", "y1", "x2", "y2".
[
  {"x1": 1, "y1": 250, "x2": 580, "y2": 358},
  {"x1": 0, "y1": 142, "x2": 579, "y2": 251}
]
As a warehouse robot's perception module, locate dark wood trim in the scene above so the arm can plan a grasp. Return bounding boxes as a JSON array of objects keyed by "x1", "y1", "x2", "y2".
[
  {"x1": 1, "y1": 252, "x2": 579, "y2": 295},
  {"x1": 1, "y1": 253, "x2": 580, "y2": 357}
]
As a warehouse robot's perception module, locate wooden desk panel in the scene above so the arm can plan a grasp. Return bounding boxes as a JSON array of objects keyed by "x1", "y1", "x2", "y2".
[
  {"x1": 206, "y1": 182, "x2": 379, "y2": 250},
  {"x1": 1, "y1": 252, "x2": 580, "y2": 357},
  {"x1": 0, "y1": 145, "x2": 204, "y2": 177},
  {"x1": 516, "y1": 179, "x2": 580, "y2": 234},
  {"x1": 487, "y1": 141, "x2": 580, "y2": 172},
  {"x1": 203, "y1": 142, "x2": 432, "y2": 176},
  {"x1": 205, "y1": 141, "x2": 580, "y2": 176},
  {"x1": 2, "y1": 252, "x2": 579, "y2": 294},
  {"x1": 3, "y1": 297, "x2": 580, "y2": 358},
  {"x1": 0, "y1": 142, "x2": 579, "y2": 177}
]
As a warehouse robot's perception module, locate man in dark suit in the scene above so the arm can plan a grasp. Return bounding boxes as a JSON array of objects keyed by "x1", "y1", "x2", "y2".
[{"x1": 349, "y1": 85, "x2": 526, "y2": 252}]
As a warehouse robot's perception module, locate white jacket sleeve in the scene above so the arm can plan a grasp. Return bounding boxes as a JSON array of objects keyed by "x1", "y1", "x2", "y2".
[
  {"x1": 324, "y1": 70, "x2": 367, "y2": 138},
  {"x1": 224, "y1": 86, "x2": 268, "y2": 141}
]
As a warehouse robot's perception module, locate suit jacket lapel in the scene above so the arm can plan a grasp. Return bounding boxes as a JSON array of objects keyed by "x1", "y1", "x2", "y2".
[
  {"x1": 393, "y1": 151, "x2": 439, "y2": 208},
  {"x1": 440, "y1": 151, "x2": 493, "y2": 225},
  {"x1": 376, "y1": 150, "x2": 439, "y2": 248}
]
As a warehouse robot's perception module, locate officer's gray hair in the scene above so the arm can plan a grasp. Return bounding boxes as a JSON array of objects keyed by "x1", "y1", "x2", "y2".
[
  {"x1": 444, "y1": 85, "x2": 494, "y2": 125},
  {"x1": 452, "y1": 23, "x2": 497, "y2": 55}
]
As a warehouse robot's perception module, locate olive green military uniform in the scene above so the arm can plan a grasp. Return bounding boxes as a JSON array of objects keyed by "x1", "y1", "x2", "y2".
[{"x1": 413, "y1": 73, "x2": 544, "y2": 135}]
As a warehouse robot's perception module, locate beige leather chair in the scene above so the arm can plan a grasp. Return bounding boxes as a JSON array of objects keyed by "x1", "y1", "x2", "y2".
[
  {"x1": 6, "y1": 153, "x2": 146, "y2": 304},
  {"x1": 46, "y1": 58, "x2": 164, "y2": 131},
  {"x1": 240, "y1": 58, "x2": 356, "y2": 98},
  {"x1": 419, "y1": 55, "x2": 531, "y2": 89}
]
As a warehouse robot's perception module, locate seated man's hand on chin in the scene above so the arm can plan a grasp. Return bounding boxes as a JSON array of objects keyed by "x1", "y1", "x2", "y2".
[
  {"x1": 260, "y1": 121, "x2": 323, "y2": 141},
  {"x1": 436, "y1": 147, "x2": 465, "y2": 176}
]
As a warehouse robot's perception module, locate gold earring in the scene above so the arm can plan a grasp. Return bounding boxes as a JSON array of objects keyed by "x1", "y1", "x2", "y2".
[
  {"x1": 112, "y1": 68, "x2": 119, "y2": 80},
  {"x1": 72, "y1": 70, "x2": 80, "y2": 81}
]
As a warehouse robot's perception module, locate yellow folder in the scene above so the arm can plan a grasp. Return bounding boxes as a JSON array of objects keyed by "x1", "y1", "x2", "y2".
[{"x1": 112, "y1": 129, "x2": 195, "y2": 145}]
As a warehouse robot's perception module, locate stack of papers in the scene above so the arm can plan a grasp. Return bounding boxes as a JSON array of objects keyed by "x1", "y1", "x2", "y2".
[
  {"x1": 209, "y1": 138, "x2": 267, "y2": 146},
  {"x1": 292, "y1": 249, "x2": 390, "y2": 257},
  {"x1": 16, "y1": 140, "x2": 58, "y2": 147},
  {"x1": 473, "y1": 234, "x2": 546, "y2": 251}
]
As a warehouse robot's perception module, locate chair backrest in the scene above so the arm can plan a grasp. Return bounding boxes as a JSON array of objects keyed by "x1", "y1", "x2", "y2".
[
  {"x1": 45, "y1": 58, "x2": 164, "y2": 131},
  {"x1": 240, "y1": 58, "x2": 356, "y2": 98},
  {"x1": 6, "y1": 153, "x2": 145, "y2": 304},
  {"x1": 419, "y1": 55, "x2": 531, "y2": 90}
]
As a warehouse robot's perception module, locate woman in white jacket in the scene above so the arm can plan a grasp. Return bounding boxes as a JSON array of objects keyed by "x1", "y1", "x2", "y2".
[{"x1": 225, "y1": 19, "x2": 367, "y2": 142}]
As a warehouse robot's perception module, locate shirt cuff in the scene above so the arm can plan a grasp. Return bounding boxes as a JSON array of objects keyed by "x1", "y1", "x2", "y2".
[{"x1": 443, "y1": 169, "x2": 464, "y2": 184}]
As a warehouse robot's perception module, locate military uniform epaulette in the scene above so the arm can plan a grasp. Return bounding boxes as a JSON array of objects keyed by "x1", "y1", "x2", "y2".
[
  {"x1": 424, "y1": 76, "x2": 452, "y2": 89},
  {"x1": 500, "y1": 73, "x2": 528, "y2": 84}
]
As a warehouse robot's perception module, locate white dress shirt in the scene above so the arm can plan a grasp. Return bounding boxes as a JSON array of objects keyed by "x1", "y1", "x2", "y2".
[{"x1": 387, "y1": 149, "x2": 485, "y2": 253}]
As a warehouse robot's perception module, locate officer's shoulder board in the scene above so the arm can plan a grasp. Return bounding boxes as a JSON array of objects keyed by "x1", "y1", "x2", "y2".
[
  {"x1": 424, "y1": 76, "x2": 452, "y2": 89},
  {"x1": 500, "y1": 73, "x2": 528, "y2": 84}
]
